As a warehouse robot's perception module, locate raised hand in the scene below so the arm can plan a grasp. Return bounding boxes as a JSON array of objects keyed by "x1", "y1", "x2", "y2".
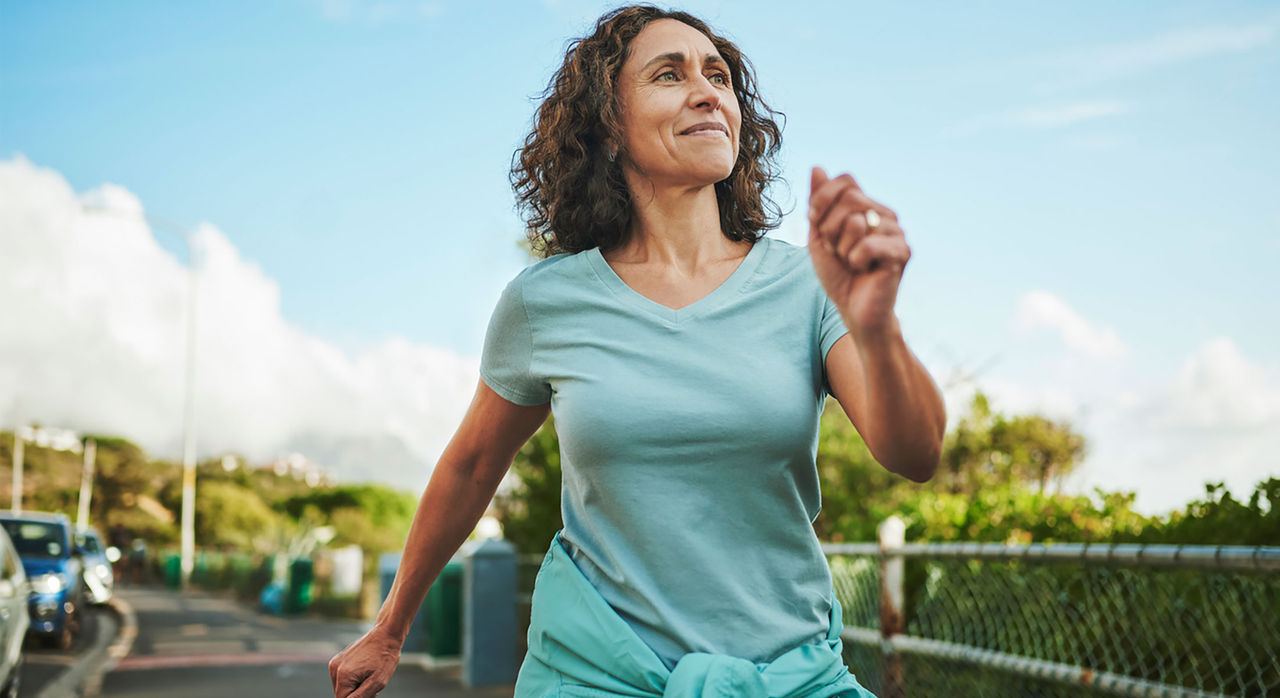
[{"x1": 807, "y1": 166, "x2": 911, "y2": 340}]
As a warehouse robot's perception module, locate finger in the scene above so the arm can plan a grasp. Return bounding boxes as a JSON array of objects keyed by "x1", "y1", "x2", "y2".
[
  {"x1": 347, "y1": 675, "x2": 389, "y2": 698},
  {"x1": 809, "y1": 173, "x2": 855, "y2": 228},
  {"x1": 809, "y1": 166, "x2": 829, "y2": 197},
  {"x1": 846, "y1": 235, "x2": 911, "y2": 275},
  {"x1": 833, "y1": 208, "x2": 870, "y2": 262},
  {"x1": 336, "y1": 670, "x2": 372, "y2": 698},
  {"x1": 817, "y1": 186, "x2": 874, "y2": 246},
  {"x1": 329, "y1": 655, "x2": 340, "y2": 686}
]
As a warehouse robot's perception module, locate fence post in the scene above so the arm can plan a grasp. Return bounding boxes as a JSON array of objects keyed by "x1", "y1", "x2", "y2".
[
  {"x1": 878, "y1": 515, "x2": 906, "y2": 698},
  {"x1": 461, "y1": 538, "x2": 517, "y2": 687}
]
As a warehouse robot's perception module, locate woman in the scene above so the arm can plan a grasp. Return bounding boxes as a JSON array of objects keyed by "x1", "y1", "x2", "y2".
[{"x1": 329, "y1": 5, "x2": 946, "y2": 697}]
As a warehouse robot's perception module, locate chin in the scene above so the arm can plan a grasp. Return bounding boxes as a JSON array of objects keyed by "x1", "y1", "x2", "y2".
[{"x1": 690, "y1": 161, "x2": 735, "y2": 185}]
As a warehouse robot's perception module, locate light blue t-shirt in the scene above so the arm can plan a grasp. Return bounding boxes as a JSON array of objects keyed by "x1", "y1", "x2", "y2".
[{"x1": 479, "y1": 234, "x2": 851, "y2": 670}]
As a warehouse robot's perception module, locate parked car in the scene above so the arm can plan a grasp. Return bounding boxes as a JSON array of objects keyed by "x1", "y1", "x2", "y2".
[
  {"x1": 74, "y1": 528, "x2": 113, "y2": 605},
  {"x1": 0, "y1": 512, "x2": 84, "y2": 650},
  {"x1": 0, "y1": 525, "x2": 28, "y2": 698}
]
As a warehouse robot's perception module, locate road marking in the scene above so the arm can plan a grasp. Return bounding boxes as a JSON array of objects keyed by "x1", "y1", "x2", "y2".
[
  {"x1": 257, "y1": 614, "x2": 287, "y2": 629},
  {"x1": 256, "y1": 640, "x2": 341, "y2": 654},
  {"x1": 23, "y1": 654, "x2": 79, "y2": 666},
  {"x1": 35, "y1": 609, "x2": 119, "y2": 698},
  {"x1": 151, "y1": 640, "x2": 245, "y2": 655},
  {"x1": 81, "y1": 595, "x2": 137, "y2": 697},
  {"x1": 112, "y1": 652, "x2": 334, "y2": 671}
]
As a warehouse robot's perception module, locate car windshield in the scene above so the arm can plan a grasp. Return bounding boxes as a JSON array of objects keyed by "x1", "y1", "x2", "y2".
[
  {"x1": 77, "y1": 533, "x2": 102, "y2": 553},
  {"x1": 1, "y1": 521, "x2": 67, "y2": 558}
]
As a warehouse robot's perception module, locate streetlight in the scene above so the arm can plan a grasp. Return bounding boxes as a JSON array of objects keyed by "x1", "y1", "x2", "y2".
[
  {"x1": 80, "y1": 204, "x2": 201, "y2": 589},
  {"x1": 10, "y1": 425, "x2": 34, "y2": 512}
]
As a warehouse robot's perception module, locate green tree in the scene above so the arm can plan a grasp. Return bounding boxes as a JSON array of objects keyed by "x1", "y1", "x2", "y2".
[
  {"x1": 276, "y1": 484, "x2": 417, "y2": 555},
  {"x1": 492, "y1": 414, "x2": 562, "y2": 555},
  {"x1": 934, "y1": 393, "x2": 1086, "y2": 497},
  {"x1": 194, "y1": 481, "x2": 286, "y2": 551}
]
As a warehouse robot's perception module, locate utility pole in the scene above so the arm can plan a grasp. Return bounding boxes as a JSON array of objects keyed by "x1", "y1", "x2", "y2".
[
  {"x1": 179, "y1": 247, "x2": 199, "y2": 588},
  {"x1": 10, "y1": 428, "x2": 24, "y2": 513},
  {"x1": 81, "y1": 204, "x2": 201, "y2": 588},
  {"x1": 77, "y1": 438, "x2": 97, "y2": 529}
]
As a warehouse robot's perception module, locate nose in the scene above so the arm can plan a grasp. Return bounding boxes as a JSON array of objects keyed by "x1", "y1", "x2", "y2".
[{"x1": 687, "y1": 73, "x2": 721, "y2": 112}]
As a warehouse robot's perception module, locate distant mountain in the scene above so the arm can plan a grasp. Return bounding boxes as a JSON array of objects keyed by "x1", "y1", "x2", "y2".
[{"x1": 283, "y1": 431, "x2": 430, "y2": 492}]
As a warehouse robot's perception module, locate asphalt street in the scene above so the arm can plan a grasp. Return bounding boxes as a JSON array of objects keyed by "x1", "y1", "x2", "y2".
[
  {"x1": 18, "y1": 604, "x2": 114, "y2": 697},
  {"x1": 95, "y1": 586, "x2": 513, "y2": 698}
]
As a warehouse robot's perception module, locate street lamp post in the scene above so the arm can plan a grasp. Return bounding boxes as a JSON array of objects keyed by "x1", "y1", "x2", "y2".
[
  {"x1": 81, "y1": 205, "x2": 200, "y2": 588},
  {"x1": 11, "y1": 426, "x2": 30, "y2": 513},
  {"x1": 178, "y1": 233, "x2": 199, "y2": 589}
]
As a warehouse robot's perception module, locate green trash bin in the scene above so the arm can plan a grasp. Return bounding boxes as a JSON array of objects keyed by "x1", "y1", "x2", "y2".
[
  {"x1": 164, "y1": 554, "x2": 182, "y2": 589},
  {"x1": 193, "y1": 552, "x2": 208, "y2": 587},
  {"x1": 286, "y1": 557, "x2": 314, "y2": 614},
  {"x1": 423, "y1": 560, "x2": 462, "y2": 656}
]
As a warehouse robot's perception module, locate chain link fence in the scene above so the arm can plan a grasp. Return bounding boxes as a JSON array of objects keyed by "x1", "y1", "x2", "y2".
[
  {"x1": 826, "y1": 519, "x2": 1280, "y2": 698},
  {"x1": 513, "y1": 526, "x2": 1278, "y2": 697}
]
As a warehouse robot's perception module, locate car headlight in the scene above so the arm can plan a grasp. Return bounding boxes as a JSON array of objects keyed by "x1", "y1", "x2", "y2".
[
  {"x1": 31, "y1": 572, "x2": 68, "y2": 594},
  {"x1": 95, "y1": 563, "x2": 111, "y2": 580}
]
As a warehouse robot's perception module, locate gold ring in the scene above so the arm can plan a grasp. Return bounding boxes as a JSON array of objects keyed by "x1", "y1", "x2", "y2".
[{"x1": 864, "y1": 209, "x2": 881, "y2": 232}]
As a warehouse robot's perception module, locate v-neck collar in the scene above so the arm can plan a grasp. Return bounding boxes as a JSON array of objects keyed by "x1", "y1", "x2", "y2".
[{"x1": 585, "y1": 237, "x2": 769, "y2": 325}]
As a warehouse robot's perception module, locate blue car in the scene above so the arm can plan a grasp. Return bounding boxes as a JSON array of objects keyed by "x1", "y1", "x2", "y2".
[
  {"x1": 74, "y1": 527, "x2": 114, "y2": 604},
  {"x1": 0, "y1": 512, "x2": 85, "y2": 650}
]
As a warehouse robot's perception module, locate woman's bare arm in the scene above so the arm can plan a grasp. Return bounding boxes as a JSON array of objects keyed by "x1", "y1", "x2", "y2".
[
  {"x1": 375, "y1": 378, "x2": 550, "y2": 641},
  {"x1": 330, "y1": 378, "x2": 549, "y2": 697}
]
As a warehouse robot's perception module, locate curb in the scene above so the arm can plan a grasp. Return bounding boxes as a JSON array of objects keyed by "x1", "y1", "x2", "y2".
[
  {"x1": 80, "y1": 595, "x2": 137, "y2": 697},
  {"x1": 398, "y1": 652, "x2": 463, "y2": 671},
  {"x1": 33, "y1": 600, "x2": 124, "y2": 698}
]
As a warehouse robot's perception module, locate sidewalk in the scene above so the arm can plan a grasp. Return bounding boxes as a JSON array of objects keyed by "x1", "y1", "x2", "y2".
[{"x1": 97, "y1": 585, "x2": 514, "y2": 697}]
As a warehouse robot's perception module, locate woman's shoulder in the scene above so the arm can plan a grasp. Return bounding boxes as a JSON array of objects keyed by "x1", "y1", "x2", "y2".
[
  {"x1": 744, "y1": 234, "x2": 817, "y2": 288},
  {"x1": 507, "y1": 248, "x2": 590, "y2": 289}
]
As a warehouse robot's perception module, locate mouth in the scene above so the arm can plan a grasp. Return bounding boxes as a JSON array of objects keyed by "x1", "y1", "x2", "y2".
[{"x1": 680, "y1": 123, "x2": 729, "y2": 136}]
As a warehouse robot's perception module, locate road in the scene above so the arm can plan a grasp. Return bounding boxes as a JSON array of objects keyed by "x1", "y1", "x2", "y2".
[
  {"x1": 95, "y1": 586, "x2": 513, "y2": 698},
  {"x1": 18, "y1": 604, "x2": 115, "y2": 697}
]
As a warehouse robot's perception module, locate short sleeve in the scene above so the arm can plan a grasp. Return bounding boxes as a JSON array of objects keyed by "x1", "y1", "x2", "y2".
[
  {"x1": 818, "y1": 292, "x2": 850, "y2": 399},
  {"x1": 479, "y1": 274, "x2": 551, "y2": 406}
]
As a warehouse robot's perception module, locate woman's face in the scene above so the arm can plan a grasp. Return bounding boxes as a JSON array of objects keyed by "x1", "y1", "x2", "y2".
[{"x1": 614, "y1": 19, "x2": 741, "y2": 189}]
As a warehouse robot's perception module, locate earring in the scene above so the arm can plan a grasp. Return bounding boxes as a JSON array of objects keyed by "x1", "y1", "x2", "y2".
[{"x1": 607, "y1": 150, "x2": 616, "y2": 162}]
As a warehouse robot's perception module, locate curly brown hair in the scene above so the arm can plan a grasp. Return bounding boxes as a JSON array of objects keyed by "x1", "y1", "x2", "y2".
[{"x1": 510, "y1": 4, "x2": 787, "y2": 259}]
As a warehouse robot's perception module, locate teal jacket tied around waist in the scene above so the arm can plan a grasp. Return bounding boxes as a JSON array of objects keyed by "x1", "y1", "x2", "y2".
[{"x1": 513, "y1": 530, "x2": 879, "y2": 697}]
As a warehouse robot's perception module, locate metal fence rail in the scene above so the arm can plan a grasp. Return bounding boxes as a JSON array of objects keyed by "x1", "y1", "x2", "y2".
[{"x1": 823, "y1": 517, "x2": 1280, "y2": 698}]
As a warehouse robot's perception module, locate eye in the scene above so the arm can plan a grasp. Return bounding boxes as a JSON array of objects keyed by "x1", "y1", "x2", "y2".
[{"x1": 656, "y1": 70, "x2": 730, "y2": 86}]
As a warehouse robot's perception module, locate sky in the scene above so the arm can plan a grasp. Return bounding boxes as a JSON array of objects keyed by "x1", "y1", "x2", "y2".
[{"x1": 2, "y1": 0, "x2": 1278, "y2": 517}]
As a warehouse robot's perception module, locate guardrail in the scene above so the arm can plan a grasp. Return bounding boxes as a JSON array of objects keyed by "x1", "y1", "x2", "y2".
[
  {"x1": 510, "y1": 523, "x2": 1277, "y2": 697},
  {"x1": 823, "y1": 516, "x2": 1280, "y2": 698}
]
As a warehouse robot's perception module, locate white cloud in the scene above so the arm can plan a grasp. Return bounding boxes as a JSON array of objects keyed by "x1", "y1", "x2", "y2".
[
  {"x1": 1037, "y1": 19, "x2": 1278, "y2": 94},
  {"x1": 1011, "y1": 290, "x2": 1129, "y2": 360},
  {"x1": 1009, "y1": 101, "x2": 1132, "y2": 129},
  {"x1": 1143, "y1": 338, "x2": 1280, "y2": 432},
  {"x1": 0, "y1": 155, "x2": 475, "y2": 491},
  {"x1": 956, "y1": 292, "x2": 1279, "y2": 516},
  {"x1": 941, "y1": 99, "x2": 1134, "y2": 141},
  {"x1": 1075, "y1": 337, "x2": 1280, "y2": 516}
]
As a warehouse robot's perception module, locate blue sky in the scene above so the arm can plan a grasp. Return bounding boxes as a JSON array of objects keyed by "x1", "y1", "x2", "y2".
[{"x1": 3, "y1": 0, "x2": 1278, "y2": 516}]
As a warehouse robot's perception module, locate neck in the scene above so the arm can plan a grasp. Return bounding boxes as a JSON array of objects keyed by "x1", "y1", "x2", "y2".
[{"x1": 610, "y1": 175, "x2": 745, "y2": 276}]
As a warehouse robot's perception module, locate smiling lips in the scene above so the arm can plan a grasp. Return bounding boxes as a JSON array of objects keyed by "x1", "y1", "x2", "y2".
[{"x1": 680, "y1": 122, "x2": 728, "y2": 136}]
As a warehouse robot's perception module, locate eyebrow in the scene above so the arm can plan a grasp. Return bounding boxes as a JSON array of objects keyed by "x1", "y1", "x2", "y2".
[{"x1": 639, "y1": 51, "x2": 729, "y2": 74}]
